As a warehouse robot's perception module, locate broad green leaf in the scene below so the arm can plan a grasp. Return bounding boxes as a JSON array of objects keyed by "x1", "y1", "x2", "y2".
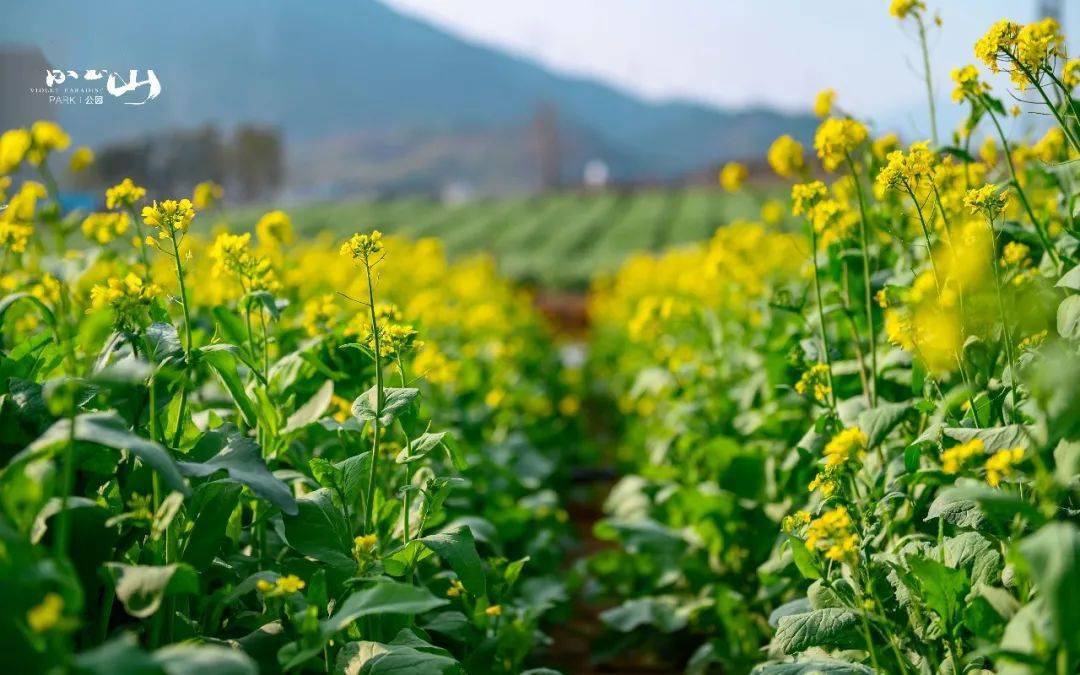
[
  {"x1": 198, "y1": 344, "x2": 260, "y2": 428},
  {"x1": 768, "y1": 598, "x2": 812, "y2": 628},
  {"x1": 928, "y1": 483, "x2": 1043, "y2": 528},
  {"x1": 1057, "y1": 263, "x2": 1080, "y2": 291},
  {"x1": 105, "y1": 562, "x2": 198, "y2": 618},
  {"x1": 282, "y1": 379, "x2": 334, "y2": 434},
  {"x1": 1057, "y1": 294, "x2": 1080, "y2": 340},
  {"x1": 240, "y1": 290, "x2": 281, "y2": 320},
  {"x1": 178, "y1": 433, "x2": 298, "y2": 515},
  {"x1": 321, "y1": 580, "x2": 448, "y2": 637},
  {"x1": 182, "y1": 481, "x2": 243, "y2": 568},
  {"x1": 773, "y1": 608, "x2": 860, "y2": 655},
  {"x1": 1018, "y1": 522, "x2": 1080, "y2": 651},
  {"x1": 396, "y1": 431, "x2": 464, "y2": 470},
  {"x1": 280, "y1": 488, "x2": 352, "y2": 569},
  {"x1": 856, "y1": 400, "x2": 910, "y2": 448},
  {"x1": 599, "y1": 595, "x2": 708, "y2": 633},
  {"x1": 421, "y1": 611, "x2": 473, "y2": 642},
  {"x1": 145, "y1": 322, "x2": 182, "y2": 363},
  {"x1": 74, "y1": 633, "x2": 162, "y2": 675},
  {"x1": 420, "y1": 525, "x2": 486, "y2": 596},
  {"x1": 11, "y1": 411, "x2": 188, "y2": 495},
  {"x1": 940, "y1": 531, "x2": 1002, "y2": 586},
  {"x1": 352, "y1": 386, "x2": 419, "y2": 426},
  {"x1": 906, "y1": 555, "x2": 969, "y2": 628},
  {"x1": 751, "y1": 660, "x2": 873, "y2": 674},
  {"x1": 787, "y1": 535, "x2": 822, "y2": 580},
  {"x1": 0, "y1": 292, "x2": 56, "y2": 331},
  {"x1": 943, "y1": 425, "x2": 1029, "y2": 454},
  {"x1": 152, "y1": 643, "x2": 257, "y2": 675}
]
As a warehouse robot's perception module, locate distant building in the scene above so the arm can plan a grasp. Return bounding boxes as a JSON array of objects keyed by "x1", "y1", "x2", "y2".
[{"x1": 584, "y1": 159, "x2": 610, "y2": 189}]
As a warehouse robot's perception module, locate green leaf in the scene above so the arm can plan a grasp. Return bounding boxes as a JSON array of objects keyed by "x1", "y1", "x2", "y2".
[
  {"x1": 1018, "y1": 522, "x2": 1080, "y2": 651},
  {"x1": 940, "y1": 531, "x2": 1002, "y2": 586},
  {"x1": 280, "y1": 488, "x2": 353, "y2": 569},
  {"x1": 240, "y1": 290, "x2": 281, "y2": 320},
  {"x1": 787, "y1": 535, "x2": 822, "y2": 580},
  {"x1": 145, "y1": 322, "x2": 182, "y2": 363},
  {"x1": 105, "y1": 563, "x2": 198, "y2": 619},
  {"x1": 905, "y1": 555, "x2": 969, "y2": 628},
  {"x1": 199, "y1": 345, "x2": 260, "y2": 427},
  {"x1": 943, "y1": 425, "x2": 1029, "y2": 454},
  {"x1": 152, "y1": 643, "x2": 257, "y2": 675},
  {"x1": 599, "y1": 595, "x2": 708, "y2": 633},
  {"x1": 178, "y1": 432, "x2": 297, "y2": 515},
  {"x1": 74, "y1": 633, "x2": 162, "y2": 675},
  {"x1": 0, "y1": 292, "x2": 56, "y2": 331},
  {"x1": 928, "y1": 483, "x2": 1043, "y2": 528},
  {"x1": 1057, "y1": 263, "x2": 1080, "y2": 291},
  {"x1": 1057, "y1": 295, "x2": 1080, "y2": 340},
  {"x1": 282, "y1": 379, "x2": 334, "y2": 434},
  {"x1": 337, "y1": 629, "x2": 461, "y2": 675},
  {"x1": 773, "y1": 608, "x2": 861, "y2": 655},
  {"x1": 11, "y1": 411, "x2": 188, "y2": 495},
  {"x1": 856, "y1": 400, "x2": 910, "y2": 448},
  {"x1": 420, "y1": 525, "x2": 486, "y2": 596},
  {"x1": 396, "y1": 431, "x2": 464, "y2": 470},
  {"x1": 321, "y1": 580, "x2": 448, "y2": 637},
  {"x1": 182, "y1": 481, "x2": 242, "y2": 568},
  {"x1": 352, "y1": 387, "x2": 419, "y2": 427},
  {"x1": 751, "y1": 660, "x2": 873, "y2": 674}
]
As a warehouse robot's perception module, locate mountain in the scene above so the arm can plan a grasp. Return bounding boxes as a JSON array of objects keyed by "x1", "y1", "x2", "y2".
[{"x1": 0, "y1": 0, "x2": 815, "y2": 196}]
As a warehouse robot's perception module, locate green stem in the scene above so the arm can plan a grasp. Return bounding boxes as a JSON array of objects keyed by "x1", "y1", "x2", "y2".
[
  {"x1": 980, "y1": 95, "x2": 1062, "y2": 270},
  {"x1": 808, "y1": 227, "x2": 838, "y2": 411},
  {"x1": 363, "y1": 260, "x2": 384, "y2": 534},
  {"x1": 916, "y1": 15, "x2": 939, "y2": 147},
  {"x1": 983, "y1": 212, "x2": 1020, "y2": 423},
  {"x1": 845, "y1": 154, "x2": 878, "y2": 406}
]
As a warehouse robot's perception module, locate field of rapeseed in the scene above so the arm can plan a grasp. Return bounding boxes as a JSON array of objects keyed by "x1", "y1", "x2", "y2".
[
  {"x1": 1, "y1": 2, "x2": 1080, "y2": 674},
  {"x1": 583, "y1": 3, "x2": 1080, "y2": 674}
]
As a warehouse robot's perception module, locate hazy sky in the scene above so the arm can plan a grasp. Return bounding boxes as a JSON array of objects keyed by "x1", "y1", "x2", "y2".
[{"x1": 384, "y1": 0, "x2": 1078, "y2": 136}]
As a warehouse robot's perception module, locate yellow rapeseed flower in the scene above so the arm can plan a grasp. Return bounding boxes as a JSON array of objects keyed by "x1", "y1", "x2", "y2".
[
  {"x1": 81, "y1": 212, "x2": 130, "y2": 244},
  {"x1": 718, "y1": 162, "x2": 748, "y2": 193},
  {"x1": 27, "y1": 120, "x2": 70, "y2": 165},
  {"x1": 940, "y1": 438, "x2": 984, "y2": 473},
  {"x1": 951, "y1": 65, "x2": 990, "y2": 103},
  {"x1": 805, "y1": 507, "x2": 858, "y2": 564},
  {"x1": 69, "y1": 146, "x2": 94, "y2": 173},
  {"x1": 106, "y1": 178, "x2": 147, "y2": 210},
  {"x1": 142, "y1": 199, "x2": 195, "y2": 239},
  {"x1": 985, "y1": 447, "x2": 1024, "y2": 487},
  {"x1": 192, "y1": 180, "x2": 224, "y2": 210},
  {"x1": 256, "y1": 574, "x2": 306, "y2": 597},
  {"x1": 889, "y1": 0, "x2": 925, "y2": 20},
  {"x1": 340, "y1": 231, "x2": 384, "y2": 263},
  {"x1": 256, "y1": 210, "x2": 293, "y2": 246},
  {"x1": 0, "y1": 128, "x2": 32, "y2": 174},
  {"x1": 767, "y1": 135, "x2": 805, "y2": 178},
  {"x1": 814, "y1": 118, "x2": 868, "y2": 171},
  {"x1": 813, "y1": 89, "x2": 836, "y2": 118},
  {"x1": 964, "y1": 184, "x2": 1009, "y2": 217},
  {"x1": 26, "y1": 593, "x2": 65, "y2": 633}
]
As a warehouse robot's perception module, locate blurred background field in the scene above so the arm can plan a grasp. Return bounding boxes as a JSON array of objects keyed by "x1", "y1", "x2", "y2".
[{"x1": 219, "y1": 187, "x2": 781, "y2": 288}]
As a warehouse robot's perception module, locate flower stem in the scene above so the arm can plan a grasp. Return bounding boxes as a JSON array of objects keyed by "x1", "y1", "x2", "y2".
[
  {"x1": 846, "y1": 154, "x2": 878, "y2": 406},
  {"x1": 363, "y1": 260, "x2": 384, "y2": 534},
  {"x1": 916, "y1": 15, "x2": 939, "y2": 147}
]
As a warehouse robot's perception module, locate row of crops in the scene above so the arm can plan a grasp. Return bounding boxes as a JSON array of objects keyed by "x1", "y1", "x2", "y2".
[
  {"x1": 2, "y1": 2, "x2": 1080, "y2": 674},
  {"x1": 223, "y1": 188, "x2": 776, "y2": 289}
]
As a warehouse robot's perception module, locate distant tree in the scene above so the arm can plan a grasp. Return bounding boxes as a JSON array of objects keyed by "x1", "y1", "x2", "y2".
[{"x1": 230, "y1": 125, "x2": 283, "y2": 202}]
